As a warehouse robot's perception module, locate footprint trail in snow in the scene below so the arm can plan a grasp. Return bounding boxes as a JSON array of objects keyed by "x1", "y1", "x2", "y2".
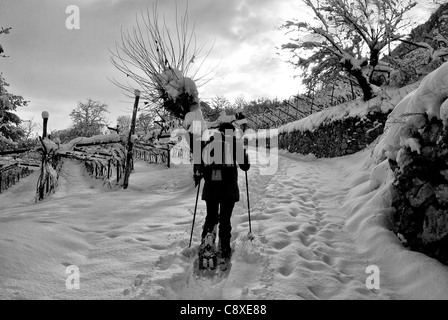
[{"x1": 125, "y1": 150, "x2": 395, "y2": 300}]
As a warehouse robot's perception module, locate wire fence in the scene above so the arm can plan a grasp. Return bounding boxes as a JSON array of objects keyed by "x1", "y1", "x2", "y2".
[
  {"x1": 0, "y1": 163, "x2": 35, "y2": 194},
  {"x1": 134, "y1": 144, "x2": 171, "y2": 167},
  {"x1": 170, "y1": 144, "x2": 191, "y2": 161},
  {"x1": 84, "y1": 158, "x2": 125, "y2": 183},
  {"x1": 246, "y1": 84, "x2": 361, "y2": 130}
]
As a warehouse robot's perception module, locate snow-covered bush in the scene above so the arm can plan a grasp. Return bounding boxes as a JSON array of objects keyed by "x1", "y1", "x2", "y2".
[{"x1": 372, "y1": 61, "x2": 448, "y2": 265}]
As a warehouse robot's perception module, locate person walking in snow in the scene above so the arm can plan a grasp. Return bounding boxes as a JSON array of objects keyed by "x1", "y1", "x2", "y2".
[{"x1": 199, "y1": 121, "x2": 250, "y2": 260}]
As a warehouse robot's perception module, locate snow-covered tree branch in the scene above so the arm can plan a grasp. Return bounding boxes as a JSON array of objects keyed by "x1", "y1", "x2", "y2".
[
  {"x1": 0, "y1": 74, "x2": 28, "y2": 150},
  {"x1": 281, "y1": 0, "x2": 417, "y2": 101},
  {"x1": 0, "y1": 27, "x2": 12, "y2": 58},
  {"x1": 387, "y1": 4, "x2": 448, "y2": 86},
  {"x1": 109, "y1": 3, "x2": 216, "y2": 119}
]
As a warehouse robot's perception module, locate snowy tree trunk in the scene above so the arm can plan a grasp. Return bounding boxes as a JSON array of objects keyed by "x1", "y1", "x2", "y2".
[{"x1": 343, "y1": 59, "x2": 374, "y2": 101}]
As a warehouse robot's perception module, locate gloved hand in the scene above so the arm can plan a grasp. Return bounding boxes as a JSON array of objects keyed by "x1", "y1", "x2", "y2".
[{"x1": 193, "y1": 164, "x2": 203, "y2": 186}]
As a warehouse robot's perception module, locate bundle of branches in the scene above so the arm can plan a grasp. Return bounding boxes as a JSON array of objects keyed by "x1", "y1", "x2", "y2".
[
  {"x1": 152, "y1": 68, "x2": 199, "y2": 119},
  {"x1": 110, "y1": 3, "x2": 215, "y2": 120},
  {"x1": 161, "y1": 93, "x2": 193, "y2": 119}
]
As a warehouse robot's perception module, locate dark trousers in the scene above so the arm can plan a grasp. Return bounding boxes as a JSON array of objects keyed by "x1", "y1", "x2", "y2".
[{"x1": 202, "y1": 199, "x2": 235, "y2": 251}]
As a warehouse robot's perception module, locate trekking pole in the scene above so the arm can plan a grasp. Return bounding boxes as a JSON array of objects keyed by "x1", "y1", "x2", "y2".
[
  {"x1": 245, "y1": 170, "x2": 254, "y2": 240},
  {"x1": 188, "y1": 179, "x2": 201, "y2": 248}
]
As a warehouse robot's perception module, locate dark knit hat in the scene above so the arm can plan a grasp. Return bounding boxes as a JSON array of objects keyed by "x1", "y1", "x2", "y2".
[{"x1": 218, "y1": 122, "x2": 235, "y2": 134}]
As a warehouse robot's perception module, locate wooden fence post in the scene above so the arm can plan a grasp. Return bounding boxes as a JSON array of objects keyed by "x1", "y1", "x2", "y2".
[
  {"x1": 123, "y1": 89, "x2": 140, "y2": 189},
  {"x1": 167, "y1": 148, "x2": 171, "y2": 168},
  {"x1": 116, "y1": 160, "x2": 120, "y2": 183}
]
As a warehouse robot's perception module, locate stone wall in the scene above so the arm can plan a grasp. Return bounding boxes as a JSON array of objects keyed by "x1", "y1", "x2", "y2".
[
  {"x1": 260, "y1": 81, "x2": 419, "y2": 158},
  {"x1": 389, "y1": 116, "x2": 448, "y2": 265},
  {"x1": 277, "y1": 110, "x2": 390, "y2": 158}
]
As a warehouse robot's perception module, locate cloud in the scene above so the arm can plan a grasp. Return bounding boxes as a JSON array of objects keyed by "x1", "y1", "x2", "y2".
[{"x1": 1, "y1": 0, "x2": 303, "y2": 130}]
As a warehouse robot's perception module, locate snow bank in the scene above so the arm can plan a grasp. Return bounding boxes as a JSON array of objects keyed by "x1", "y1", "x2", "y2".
[
  {"x1": 373, "y1": 61, "x2": 448, "y2": 164},
  {"x1": 357, "y1": 61, "x2": 448, "y2": 298},
  {"x1": 60, "y1": 133, "x2": 123, "y2": 152},
  {"x1": 345, "y1": 166, "x2": 448, "y2": 299}
]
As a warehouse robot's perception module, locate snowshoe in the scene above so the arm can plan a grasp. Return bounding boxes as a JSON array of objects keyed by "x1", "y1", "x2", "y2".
[{"x1": 198, "y1": 232, "x2": 217, "y2": 271}]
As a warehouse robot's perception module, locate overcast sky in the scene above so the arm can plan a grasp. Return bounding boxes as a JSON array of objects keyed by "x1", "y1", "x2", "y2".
[{"x1": 0, "y1": 0, "x2": 433, "y2": 133}]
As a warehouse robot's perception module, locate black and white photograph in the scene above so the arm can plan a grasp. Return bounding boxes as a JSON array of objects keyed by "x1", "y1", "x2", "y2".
[{"x1": 1, "y1": 0, "x2": 448, "y2": 304}]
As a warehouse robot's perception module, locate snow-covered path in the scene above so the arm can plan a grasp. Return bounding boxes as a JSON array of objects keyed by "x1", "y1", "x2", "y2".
[
  {"x1": 1, "y1": 149, "x2": 447, "y2": 300},
  {"x1": 0, "y1": 170, "x2": 40, "y2": 211},
  {"x1": 0, "y1": 159, "x2": 199, "y2": 299},
  {"x1": 233, "y1": 152, "x2": 393, "y2": 300},
  {"x1": 126, "y1": 150, "x2": 395, "y2": 300}
]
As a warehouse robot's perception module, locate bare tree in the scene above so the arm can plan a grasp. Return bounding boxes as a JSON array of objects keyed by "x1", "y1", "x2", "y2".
[
  {"x1": 69, "y1": 98, "x2": 109, "y2": 137},
  {"x1": 116, "y1": 115, "x2": 132, "y2": 132},
  {"x1": 135, "y1": 112, "x2": 154, "y2": 136},
  {"x1": 110, "y1": 3, "x2": 215, "y2": 119},
  {"x1": 233, "y1": 95, "x2": 248, "y2": 110},
  {"x1": 281, "y1": 0, "x2": 417, "y2": 101},
  {"x1": 211, "y1": 95, "x2": 231, "y2": 110},
  {"x1": 20, "y1": 117, "x2": 40, "y2": 140}
]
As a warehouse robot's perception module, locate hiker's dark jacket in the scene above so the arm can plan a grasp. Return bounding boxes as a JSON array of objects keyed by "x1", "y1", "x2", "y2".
[{"x1": 201, "y1": 134, "x2": 250, "y2": 202}]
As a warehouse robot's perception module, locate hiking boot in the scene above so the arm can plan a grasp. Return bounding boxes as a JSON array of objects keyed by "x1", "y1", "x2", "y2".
[
  {"x1": 220, "y1": 248, "x2": 231, "y2": 260},
  {"x1": 218, "y1": 239, "x2": 231, "y2": 259}
]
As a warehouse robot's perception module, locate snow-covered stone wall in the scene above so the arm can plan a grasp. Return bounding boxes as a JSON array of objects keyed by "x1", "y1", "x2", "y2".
[
  {"x1": 247, "y1": 81, "x2": 419, "y2": 159},
  {"x1": 372, "y1": 61, "x2": 448, "y2": 266},
  {"x1": 390, "y1": 116, "x2": 448, "y2": 265},
  {"x1": 277, "y1": 110, "x2": 389, "y2": 158}
]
